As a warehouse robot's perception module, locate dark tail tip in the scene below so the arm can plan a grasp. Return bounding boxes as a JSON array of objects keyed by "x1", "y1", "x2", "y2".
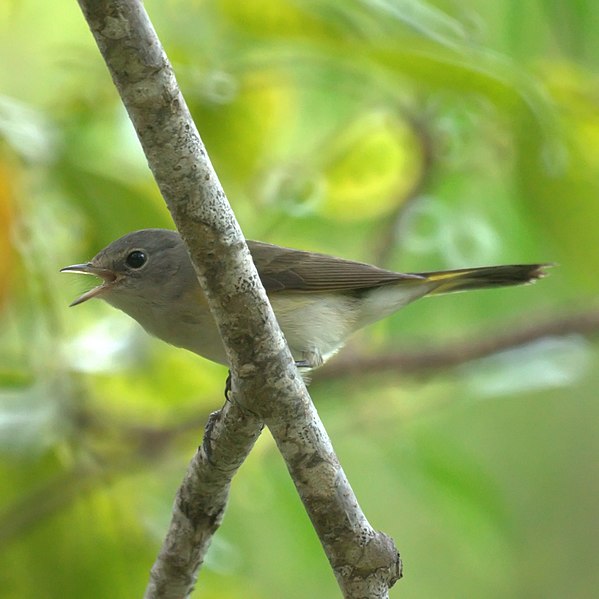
[
  {"x1": 471, "y1": 263, "x2": 554, "y2": 287},
  {"x1": 525, "y1": 262, "x2": 555, "y2": 283},
  {"x1": 421, "y1": 262, "x2": 554, "y2": 295}
]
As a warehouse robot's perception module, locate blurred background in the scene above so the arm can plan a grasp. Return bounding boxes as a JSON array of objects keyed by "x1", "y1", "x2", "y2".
[{"x1": 1, "y1": 1, "x2": 598, "y2": 597}]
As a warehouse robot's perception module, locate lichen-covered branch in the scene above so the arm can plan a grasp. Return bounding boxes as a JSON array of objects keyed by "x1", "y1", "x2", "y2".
[
  {"x1": 145, "y1": 404, "x2": 263, "y2": 599},
  {"x1": 75, "y1": 1, "x2": 401, "y2": 597}
]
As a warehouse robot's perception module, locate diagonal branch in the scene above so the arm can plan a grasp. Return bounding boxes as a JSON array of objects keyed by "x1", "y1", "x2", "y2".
[
  {"x1": 146, "y1": 404, "x2": 263, "y2": 598},
  {"x1": 75, "y1": 1, "x2": 401, "y2": 598}
]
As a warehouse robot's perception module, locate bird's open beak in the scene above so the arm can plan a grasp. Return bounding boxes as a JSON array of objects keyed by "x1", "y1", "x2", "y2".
[{"x1": 60, "y1": 263, "x2": 118, "y2": 307}]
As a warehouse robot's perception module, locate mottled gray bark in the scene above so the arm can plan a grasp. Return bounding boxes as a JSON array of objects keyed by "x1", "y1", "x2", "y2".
[{"x1": 76, "y1": 1, "x2": 401, "y2": 597}]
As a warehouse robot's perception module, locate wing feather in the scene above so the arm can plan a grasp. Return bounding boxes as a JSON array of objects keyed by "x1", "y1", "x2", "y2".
[{"x1": 248, "y1": 241, "x2": 423, "y2": 293}]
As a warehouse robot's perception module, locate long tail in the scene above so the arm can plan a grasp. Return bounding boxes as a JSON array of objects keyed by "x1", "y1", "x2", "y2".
[{"x1": 415, "y1": 264, "x2": 551, "y2": 296}]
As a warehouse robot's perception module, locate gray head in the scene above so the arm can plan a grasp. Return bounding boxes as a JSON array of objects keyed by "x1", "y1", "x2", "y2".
[{"x1": 61, "y1": 228, "x2": 196, "y2": 307}]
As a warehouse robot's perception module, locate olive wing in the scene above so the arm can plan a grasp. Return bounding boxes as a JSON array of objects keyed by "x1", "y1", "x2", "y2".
[{"x1": 248, "y1": 241, "x2": 423, "y2": 293}]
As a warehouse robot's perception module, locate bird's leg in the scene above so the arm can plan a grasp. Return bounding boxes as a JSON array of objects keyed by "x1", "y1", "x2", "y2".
[
  {"x1": 224, "y1": 370, "x2": 232, "y2": 402},
  {"x1": 201, "y1": 409, "x2": 223, "y2": 465},
  {"x1": 294, "y1": 348, "x2": 323, "y2": 370},
  {"x1": 221, "y1": 369, "x2": 265, "y2": 420}
]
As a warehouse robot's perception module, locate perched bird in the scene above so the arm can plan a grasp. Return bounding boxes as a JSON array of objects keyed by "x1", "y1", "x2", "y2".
[{"x1": 62, "y1": 229, "x2": 548, "y2": 369}]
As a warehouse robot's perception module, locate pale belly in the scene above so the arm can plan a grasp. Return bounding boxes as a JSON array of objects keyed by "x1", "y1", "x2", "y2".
[
  {"x1": 134, "y1": 291, "x2": 360, "y2": 367},
  {"x1": 106, "y1": 284, "x2": 427, "y2": 368}
]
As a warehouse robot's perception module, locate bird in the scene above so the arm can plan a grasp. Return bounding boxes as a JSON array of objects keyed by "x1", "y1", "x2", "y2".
[{"x1": 61, "y1": 228, "x2": 548, "y2": 370}]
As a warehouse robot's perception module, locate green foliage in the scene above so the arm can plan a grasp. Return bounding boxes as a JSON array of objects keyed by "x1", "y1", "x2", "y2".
[{"x1": 1, "y1": 1, "x2": 598, "y2": 598}]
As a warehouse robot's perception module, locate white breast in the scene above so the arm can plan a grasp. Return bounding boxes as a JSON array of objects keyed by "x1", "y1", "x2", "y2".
[{"x1": 270, "y1": 292, "x2": 361, "y2": 364}]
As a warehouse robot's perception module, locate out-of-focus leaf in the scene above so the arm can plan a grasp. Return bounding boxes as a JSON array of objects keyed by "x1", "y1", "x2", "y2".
[
  {"x1": 411, "y1": 431, "x2": 512, "y2": 545},
  {"x1": 516, "y1": 63, "x2": 599, "y2": 291},
  {"x1": 218, "y1": 0, "x2": 334, "y2": 39},
  {"x1": 356, "y1": 0, "x2": 468, "y2": 47},
  {"x1": 57, "y1": 166, "x2": 171, "y2": 249},
  {"x1": 0, "y1": 382, "x2": 65, "y2": 456},
  {"x1": 539, "y1": 0, "x2": 599, "y2": 64},
  {"x1": 89, "y1": 342, "x2": 225, "y2": 423},
  {"x1": 1, "y1": 488, "x2": 155, "y2": 598},
  {"x1": 321, "y1": 110, "x2": 422, "y2": 220},
  {"x1": 0, "y1": 96, "x2": 55, "y2": 163},
  {"x1": 190, "y1": 69, "x2": 297, "y2": 189},
  {"x1": 462, "y1": 336, "x2": 593, "y2": 397},
  {"x1": 0, "y1": 156, "x2": 16, "y2": 308}
]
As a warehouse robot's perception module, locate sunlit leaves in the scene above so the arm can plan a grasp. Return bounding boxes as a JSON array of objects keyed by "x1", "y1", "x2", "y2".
[
  {"x1": 321, "y1": 110, "x2": 422, "y2": 220},
  {"x1": 0, "y1": 156, "x2": 16, "y2": 308},
  {"x1": 219, "y1": 0, "x2": 332, "y2": 39},
  {"x1": 516, "y1": 62, "x2": 599, "y2": 291},
  {"x1": 190, "y1": 69, "x2": 297, "y2": 187}
]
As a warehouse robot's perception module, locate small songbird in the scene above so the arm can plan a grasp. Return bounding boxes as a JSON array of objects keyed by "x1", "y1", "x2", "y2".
[{"x1": 62, "y1": 229, "x2": 548, "y2": 369}]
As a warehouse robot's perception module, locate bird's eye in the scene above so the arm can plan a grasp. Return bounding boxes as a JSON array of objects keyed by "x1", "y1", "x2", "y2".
[{"x1": 125, "y1": 250, "x2": 147, "y2": 269}]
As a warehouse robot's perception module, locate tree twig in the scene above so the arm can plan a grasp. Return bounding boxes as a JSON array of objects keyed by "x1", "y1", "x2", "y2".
[
  {"x1": 147, "y1": 404, "x2": 264, "y2": 598},
  {"x1": 315, "y1": 308, "x2": 599, "y2": 381},
  {"x1": 76, "y1": 1, "x2": 401, "y2": 597}
]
